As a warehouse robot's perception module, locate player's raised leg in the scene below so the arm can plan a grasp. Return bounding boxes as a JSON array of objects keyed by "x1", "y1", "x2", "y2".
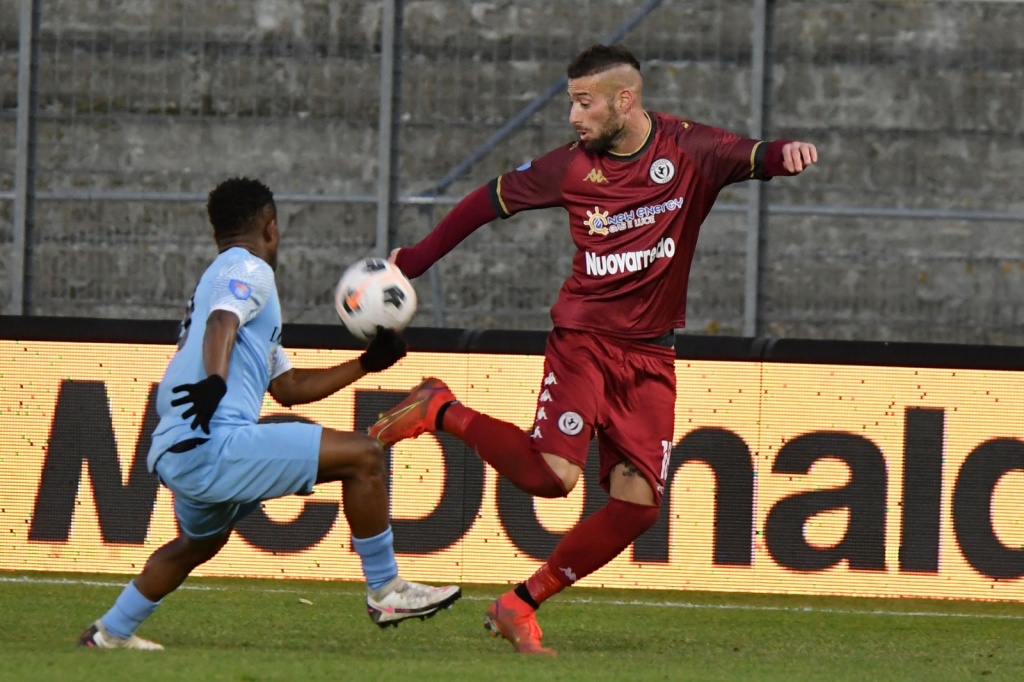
[
  {"x1": 368, "y1": 377, "x2": 456, "y2": 445},
  {"x1": 317, "y1": 428, "x2": 461, "y2": 626},
  {"x1": 369, "y1": 378, "x2": 575, "y2": 498}
]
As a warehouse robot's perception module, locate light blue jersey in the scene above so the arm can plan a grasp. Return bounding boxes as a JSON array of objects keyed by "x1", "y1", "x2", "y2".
[
  {"x1": 148, "y1": 247, "x2": 291, "y2": 472},
  {"x1": 146, "y1": 246, "x2": 320, "y2": 539}
]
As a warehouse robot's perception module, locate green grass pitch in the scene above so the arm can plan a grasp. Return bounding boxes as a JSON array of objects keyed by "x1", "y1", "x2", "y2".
[{"x1": 3, "y1": 571, "x2": 1024, "y2": 681}]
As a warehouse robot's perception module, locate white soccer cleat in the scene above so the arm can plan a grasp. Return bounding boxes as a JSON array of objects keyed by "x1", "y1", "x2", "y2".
[
  {"x1": 366, "y1": 577, "x2": 462, "y2": 628},
  {"x1": 78, "y1": 619, "x2": 164, "y2": 651}
]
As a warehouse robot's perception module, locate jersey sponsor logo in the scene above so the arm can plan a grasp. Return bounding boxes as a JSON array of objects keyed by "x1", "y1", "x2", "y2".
[
  {"x1": 557, "y1": 411, "x2": 584, "y2": 436},
  {"x1": 229, "y1": 279, "x2": 253, "y2": 300},
  {"x1": 584, "y1": 237, "x2": 677, "y2": 277},
  {"x1": 583, "y1": 168, "x2": 609, "y2": 183},
  {"x1": 586, "y1": 198, "x2": 685, "y2": 237},
  {"x1": 650, "y1": 158, "x2": 676, "y2": 184},
  {"x1": 585, "y1": 206, "x2": 612, "y2": 236},
  {"x1": 560, "y1": 566, "x2": 578, "y2": 583}
]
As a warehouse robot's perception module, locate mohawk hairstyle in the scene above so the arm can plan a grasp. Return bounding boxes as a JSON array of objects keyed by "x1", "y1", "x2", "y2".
[
  {"x1": 567, "y1": 44, "x2": 641, "y2": 79},
  {"x1": 206, "y1": 177, "x2": 275, "y2": 240}
]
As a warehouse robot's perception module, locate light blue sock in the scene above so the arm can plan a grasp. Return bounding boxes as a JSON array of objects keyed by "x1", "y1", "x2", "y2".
[
  {"x1": 351, "y1": 526, "x2": 399, "y2": 591},
  {"x1": 100, "y1": 580, "x2": 161, "y2": 639}
]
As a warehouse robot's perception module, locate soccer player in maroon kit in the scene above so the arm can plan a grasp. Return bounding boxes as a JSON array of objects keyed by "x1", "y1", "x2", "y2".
[{"x1": 370, "y1": 44, "x2": 818, "y2": 655}]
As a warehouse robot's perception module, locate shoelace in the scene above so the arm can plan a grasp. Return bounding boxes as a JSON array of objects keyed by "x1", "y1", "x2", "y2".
[{"x1": 395, "y1": 582, "x2": 441, "y2": 604}]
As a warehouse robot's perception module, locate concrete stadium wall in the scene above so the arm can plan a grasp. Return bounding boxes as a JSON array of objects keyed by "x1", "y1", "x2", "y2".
[{"x1": 2, "y1": 1, "x2": 1023, "y2": 343}]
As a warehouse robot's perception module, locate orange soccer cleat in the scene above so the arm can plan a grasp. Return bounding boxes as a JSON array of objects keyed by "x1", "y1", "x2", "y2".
[
  {"x1": 368, "y1": 377, "x2": 456, "y2": 447},
  {"x1": 483, "y1": 590, "x2": 557, "y2": 656}
]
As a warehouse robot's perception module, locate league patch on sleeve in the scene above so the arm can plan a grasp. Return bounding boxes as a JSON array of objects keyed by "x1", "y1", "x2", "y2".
[{"x1": 229, "y1": 279, "x2": 253, "y2": 300}]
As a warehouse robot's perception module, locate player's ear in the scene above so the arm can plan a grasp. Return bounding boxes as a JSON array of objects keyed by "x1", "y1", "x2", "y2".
[
  {"x1": 264, "y1": 217, "x2": 280, "y2": 244},
  {"x1": 617, "y1": 87, "x2": 634, "y2": 113}
]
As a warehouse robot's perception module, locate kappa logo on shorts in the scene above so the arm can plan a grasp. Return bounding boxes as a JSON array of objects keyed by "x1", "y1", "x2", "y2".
[{"x1": 557, "y1": 411, "x2": 584, "y2": 436}]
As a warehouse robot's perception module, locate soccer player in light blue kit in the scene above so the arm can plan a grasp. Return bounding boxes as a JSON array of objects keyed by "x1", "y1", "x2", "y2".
[{"x1": 80, "y1": 177, "x2": 460, "y2": 650}]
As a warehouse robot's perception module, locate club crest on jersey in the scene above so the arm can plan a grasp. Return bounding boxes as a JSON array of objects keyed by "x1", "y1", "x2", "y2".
[
  {"x1": 650, "y1": 158, "x2": 675, "y2": 184},
  {"x1": 229, "y1": 279, "x2": 252, "y2": 300},
  {"x1": 557, "y1": 411, "x2": 584, "y2": 436},
  {"x1": 585, "y1": 206, "x2": 611, "y2": 235}
]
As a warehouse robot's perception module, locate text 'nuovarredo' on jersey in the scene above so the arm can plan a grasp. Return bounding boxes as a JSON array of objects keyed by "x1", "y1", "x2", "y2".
[{"x1": 585, "y1": 237, "x2": 677, "y2": 277}]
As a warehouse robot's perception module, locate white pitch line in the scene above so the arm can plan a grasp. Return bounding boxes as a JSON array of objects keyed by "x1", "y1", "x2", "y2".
[{"x1": 3, "y1": 575, "x2": 1024, "y2": 621}]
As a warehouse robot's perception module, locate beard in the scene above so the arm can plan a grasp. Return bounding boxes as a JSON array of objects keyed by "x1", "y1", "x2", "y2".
[{"x1": 581, "y1": 114, "x2": 627, "y2": 153}]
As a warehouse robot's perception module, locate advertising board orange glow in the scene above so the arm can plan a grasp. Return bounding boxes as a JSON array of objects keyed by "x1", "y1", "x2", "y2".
[{"x1": 3, "y1": 340, "x2": 1024, "y2": 600}]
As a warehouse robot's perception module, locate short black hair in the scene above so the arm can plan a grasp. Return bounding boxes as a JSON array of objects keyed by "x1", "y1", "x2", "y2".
[
  {"x1": 206, "y1": 177, "x2": 275, "y2": 240},
  {"x1": 567, "y1": 44, "x2": 641, "y2": 79}
]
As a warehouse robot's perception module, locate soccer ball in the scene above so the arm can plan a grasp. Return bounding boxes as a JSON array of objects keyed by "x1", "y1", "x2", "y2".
[{"x1": 333, "y1": 257, "x2": 417, "y2": 341}]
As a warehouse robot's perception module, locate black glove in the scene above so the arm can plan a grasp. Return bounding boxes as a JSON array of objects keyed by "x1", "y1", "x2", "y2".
[
  {"x1": 171, "y1": 374, "x2": 228, "y2": 434},
  {"x1": 358, "y1": 327, "x2": 408, "y2": 372}
]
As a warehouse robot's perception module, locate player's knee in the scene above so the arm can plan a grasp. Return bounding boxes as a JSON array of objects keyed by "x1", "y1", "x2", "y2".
[
  {"x1": 355, "y1": 435, "x2": 386, "y2": 478},
  {"x1": 633, "y1": 502, "x2": 660, "y2": 533},
  {"x1": 609, "y1": 497, "x2": 660, "y2": 536}
]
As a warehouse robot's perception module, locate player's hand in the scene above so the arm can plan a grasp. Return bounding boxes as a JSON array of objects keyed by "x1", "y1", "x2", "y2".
[
  {"x1": 387, "y1": 248, "x2": 402, "y2": 264},
  {"x1": 781, "y1": 141, "x2": 818, "y2": 174},
  {"x1": 358, "y1": 327, "x2": 408, "y2": 372},
  {"x1": 171, "y1": 374, "x2": 228, "y2": 434}
]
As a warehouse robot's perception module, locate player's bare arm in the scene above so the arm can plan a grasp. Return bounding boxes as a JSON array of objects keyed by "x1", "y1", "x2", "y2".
[
  {"x1": 202, "y1": 309, "x2": 240, "y2": 379},
  {"x1": 269, "y1": 363, "x2": 366, "y2": 408},
  {"x1": 269, "y1": 329, "x2": 407, "y2": 408},
  {"x1": 781, "y1": 141, "x2": 818, "y2": 174},
  {"x1": 169, "y1": 308, "x2": 239, "y2": 433}
]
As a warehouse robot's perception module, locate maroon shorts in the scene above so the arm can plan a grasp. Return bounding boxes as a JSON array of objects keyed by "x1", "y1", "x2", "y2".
[{"x1": 529, "y1": 328, "x2": 676, "y2": 504}]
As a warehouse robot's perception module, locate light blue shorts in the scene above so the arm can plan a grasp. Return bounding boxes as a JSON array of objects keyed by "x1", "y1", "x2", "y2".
[{"x1": 154, "y1": 421, "x2": 322, "y2": 539}]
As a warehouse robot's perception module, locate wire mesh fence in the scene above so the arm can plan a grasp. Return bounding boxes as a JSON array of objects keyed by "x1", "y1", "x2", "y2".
[{"x1": 3, "y1": 0, "x2": 1023, "y2": 343}]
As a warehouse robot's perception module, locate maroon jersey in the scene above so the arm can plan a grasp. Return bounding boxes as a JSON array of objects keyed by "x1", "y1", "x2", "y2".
[{"x1": 489, "y1": 112, "x2": 769, "y2": 339}]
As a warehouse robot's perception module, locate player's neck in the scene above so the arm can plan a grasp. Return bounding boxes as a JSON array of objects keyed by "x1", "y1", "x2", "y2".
[
  {"x1": 609, "y1": 110, "x2": 651, "y2": 156},
  {"x1": 218, "y1": 238, "x2": 268, "y2": 264}
]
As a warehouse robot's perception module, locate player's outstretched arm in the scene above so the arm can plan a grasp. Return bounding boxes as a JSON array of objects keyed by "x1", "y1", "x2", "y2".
[
  {"x1": 269, "y1": 328, "x2": 407, "y2": 407},
  {"x1": 391, "y1": 184, "x2": 498, "y2": 279}
]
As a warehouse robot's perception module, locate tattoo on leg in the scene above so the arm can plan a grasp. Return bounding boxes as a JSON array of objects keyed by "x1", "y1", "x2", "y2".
[{"x1": 621, "y1": 461, "x2": 641, "y2": 478}]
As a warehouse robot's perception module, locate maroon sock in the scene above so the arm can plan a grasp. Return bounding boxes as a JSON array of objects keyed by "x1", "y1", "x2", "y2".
[
  {"x1": 520, "y1": 562, "x2": 569, "y2": 608},
  {"x1": 528, "y1": 498, "x2": 659, "y2": 603},
  {"x1": 441, "y1": 404, "x2": 567, "y2": 498}
]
